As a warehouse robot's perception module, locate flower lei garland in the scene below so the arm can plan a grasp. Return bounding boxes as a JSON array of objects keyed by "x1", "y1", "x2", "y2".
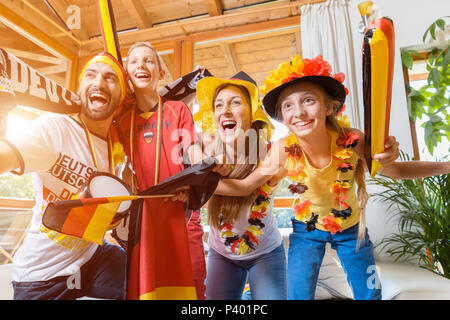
[
  {"x1": 285, "y1": 131, "x2": 359, "y2": 234},
  {"x1": 218, "y1": 183, "x2": 272, "y2": 255}
]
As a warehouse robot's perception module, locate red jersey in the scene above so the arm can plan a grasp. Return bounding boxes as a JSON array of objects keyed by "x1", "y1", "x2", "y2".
[
  {"x1": 118, "y1": 99, "x2": 198, "y2": 190},
  {"x1": 117, "y1": 98, "x2": 200, "y2": 300}
]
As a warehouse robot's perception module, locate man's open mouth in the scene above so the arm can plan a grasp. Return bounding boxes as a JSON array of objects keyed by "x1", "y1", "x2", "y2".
[{"x1": 88, "y1": 91, "x2": 109, "y2": 109}]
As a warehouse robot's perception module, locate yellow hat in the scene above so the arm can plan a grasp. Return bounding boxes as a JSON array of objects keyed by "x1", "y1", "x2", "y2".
[{"x1": 194, "y1": 71, "x2": 273, "y2": 140}]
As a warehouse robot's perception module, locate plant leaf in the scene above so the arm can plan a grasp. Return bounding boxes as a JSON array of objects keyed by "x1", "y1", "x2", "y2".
[
  {"x1": 429, "y1": 91, "x2": 447, "y2": 109},
  {"x1": 407, "y1": 95, "x2": 416, "y2": 121},
  {"x1": 423, "y1": 121, "x2": 439, "y2": 154},
  {"x1": 402, "y1": 50, "x2": 414, "y2": 69},
  {"x1": 423, "y1": 26, "x2": 431, "y2": 42},
  {"x1": 409, "y1": 50, "x2": 423, "y2": 58},
  {"x1": 430, "y1": 23, "x2": 436, "y2": 40},
  {"x1": 429, "y1": 114, "x2": 442, "y2": 124},
  {"x1": 429, "y1": 68, "x2": 441, "y2": 87},
  {"x1": 408, "y1": 90, "x2": 426, "y2": 120},
  {"x1": 436, "y1": 19, "x2": 446, "y2": 30},
  {"x1": 442, "y1": 44, "x2": 450, "y2": 73}
]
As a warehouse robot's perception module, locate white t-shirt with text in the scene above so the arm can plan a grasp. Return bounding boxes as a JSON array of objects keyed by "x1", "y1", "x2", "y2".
[{"x1": 9, "y1": 113, "x2": 110, "y2": 282}]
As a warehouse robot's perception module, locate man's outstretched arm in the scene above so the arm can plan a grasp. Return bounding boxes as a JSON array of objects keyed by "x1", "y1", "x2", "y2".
[{"x1": 0, "y1": 140, "x2": 20, "y2": 174}]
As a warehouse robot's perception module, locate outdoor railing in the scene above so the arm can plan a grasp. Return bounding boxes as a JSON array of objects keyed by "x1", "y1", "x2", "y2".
[{"x1": 0, "y1": 198, "x2": 34, "y2": 265}]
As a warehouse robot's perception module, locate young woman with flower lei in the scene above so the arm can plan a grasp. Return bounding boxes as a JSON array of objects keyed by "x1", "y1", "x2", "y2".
[
  {"x1": 193, "y1": 72, "x2": 287, "y2": 300},
  {"x1": 215, "y1": 55, "x2": 450, "y2": 300}
]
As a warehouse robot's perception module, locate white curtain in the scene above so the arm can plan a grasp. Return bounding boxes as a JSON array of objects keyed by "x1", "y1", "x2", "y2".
[{"x1": 301, "y1": 0, "x2": 362, "y2": 130}]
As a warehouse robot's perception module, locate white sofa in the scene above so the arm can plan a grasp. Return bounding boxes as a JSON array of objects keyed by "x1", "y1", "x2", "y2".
[
  {"x1": 307, "y1": 184, "x2": 450, "y2": 300},
  {"x1": 310, "y1": 236, "x2": 450, "y2": 300},
  {"x1": 367, "y1": 183, "x2": 450, "y2": 299}
]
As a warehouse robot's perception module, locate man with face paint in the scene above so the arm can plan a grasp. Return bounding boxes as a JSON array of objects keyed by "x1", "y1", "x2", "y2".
[{"x1": 0, "y1": 52, "x2": 128, "y2": 300}]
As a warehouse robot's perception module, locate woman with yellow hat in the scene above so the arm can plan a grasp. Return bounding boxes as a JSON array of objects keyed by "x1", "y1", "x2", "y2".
[{"x1": 194, "y1": 71, "x2": 287, "y2": 300}]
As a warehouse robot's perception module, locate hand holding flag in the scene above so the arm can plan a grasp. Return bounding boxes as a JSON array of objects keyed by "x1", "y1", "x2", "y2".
[
  {"x1": 42, "y1": 157, "x2": 220, "y2": 245},
  {"x1": 42, "y1": 194, "x2": 174, "y2": 245}
]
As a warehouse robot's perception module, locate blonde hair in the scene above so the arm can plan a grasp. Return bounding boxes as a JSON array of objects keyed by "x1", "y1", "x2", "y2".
[
  {"x1": 126, "y1": 41, "x2": 162, "y2": 71},
  {"x1": 325, "y1": 94, "x2": 369, "y2": 248},
  {"x1": 208, "y1": 84, "x2": 266, "y2": 228},
  {"x1": 208, "y1": 162, "x2": 258, "y2": 228}
]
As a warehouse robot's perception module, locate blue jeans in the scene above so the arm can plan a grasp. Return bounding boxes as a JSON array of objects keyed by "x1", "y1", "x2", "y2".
[
  {"x1": 12, "y1": 242, "x2": 127, "y2": 300},
  {"x1": 206, "y1": 243, "x2": 287, "y2": 300},
  {"x1": 287, "y1": 219, "x2": 381, "y2": 300}
]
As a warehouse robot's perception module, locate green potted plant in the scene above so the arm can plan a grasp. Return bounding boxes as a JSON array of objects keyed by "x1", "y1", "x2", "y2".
[
  {"x1": 401, "y1": 16, "x2": 450, "y2": 155},
  {"x1": 369, "y1": 154, "x2": 450, "y2": 279}
]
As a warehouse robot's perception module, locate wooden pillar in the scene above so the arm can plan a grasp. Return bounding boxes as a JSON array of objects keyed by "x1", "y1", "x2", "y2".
[
  {"x1": 181, "y1": 37, "x2": 194, "y2": 77},
  {"x1": 402, "y1": 65, "x2": 420, "y2": 160},
  {"x1": 173, "y1": 37, "x2": 194, "y2": 79},
  {"x1": 67, "y1": 55, "x2": 80, "y2": 92},
  {"x1": 173, "y1": 40, "x2": 183, "y2": 80}
]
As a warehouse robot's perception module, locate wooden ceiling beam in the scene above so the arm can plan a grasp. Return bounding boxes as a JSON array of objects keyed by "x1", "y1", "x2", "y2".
[
  {"x1": 45, "y1": 0, "x2": 89, "y2": 41},
  {"x1": 195, "y1": 25, "x2": 299, "y2": 49},
  {"x1": 38, "y1": 64, "x2": 67, "y2": 75},
  {"x1": 0, "y1": 1, "x2": 78, "y2": 60},
  {"x1": 2, "y1": 48, "x2": 63, "y2": 65},
  {"x1": 0, "y1": 0, "x2": 81, "y2": 47},
  {"x1": 81, "y1": 15, "x2": 301, "y2": 57},
  {"x1": 122, "y1": 0, "x2": 153, "y2": 29},
  {"x1": 0, "y1": 197, "x2": 35, "y2": 209},
  {"x1": 190, "y1": 16, "x2": 300, "y2": 43},
  {"x1": 80, "y1": 0, "x2": 321, "y2": 55},
  {"x1": 205, "y1": 0, "x2": 223, "y2": 16}
]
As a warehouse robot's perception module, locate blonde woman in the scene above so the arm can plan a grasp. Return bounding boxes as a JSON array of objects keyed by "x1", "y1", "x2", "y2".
[{"x1": 194, "y1": 72, "x2": 287, "y2": 300}]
